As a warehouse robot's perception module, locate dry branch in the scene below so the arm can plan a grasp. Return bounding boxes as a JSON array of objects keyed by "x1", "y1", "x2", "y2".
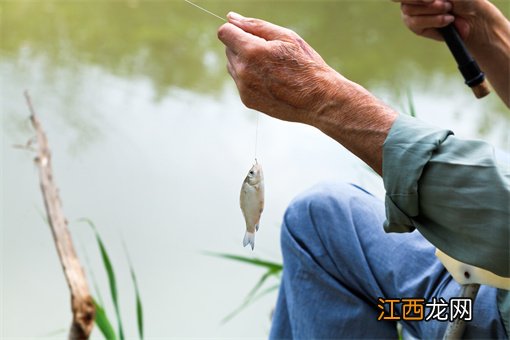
[{"x1": 24, "y1": 91, "x2": 95, "y2": 339}]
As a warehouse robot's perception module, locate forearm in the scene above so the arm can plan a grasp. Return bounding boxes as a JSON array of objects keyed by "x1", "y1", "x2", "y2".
[
  {"x1": 467, "y1": 1, "x2": 510, "y2": 106},
  {"x1": 310, "y1": 73, "x2": 398, "y2": 175}
]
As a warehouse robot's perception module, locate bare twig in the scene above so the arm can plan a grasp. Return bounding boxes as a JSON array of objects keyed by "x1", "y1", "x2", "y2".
[
  {"x1": 12, "y1": 136, "x2": 37, "y2": 152},
  {"x1": 24, "y1": 91, "x2": 95, "y2": 339}
]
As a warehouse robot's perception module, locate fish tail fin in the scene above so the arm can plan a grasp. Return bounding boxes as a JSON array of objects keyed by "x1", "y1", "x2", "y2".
[{"x1": 243, "y1": 231, "x2": 255, "y2": 250}]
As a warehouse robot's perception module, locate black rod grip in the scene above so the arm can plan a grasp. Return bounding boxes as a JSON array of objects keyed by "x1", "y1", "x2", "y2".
[{"x1": 438, "y1": 24, "x2": 485, "y2": 87}]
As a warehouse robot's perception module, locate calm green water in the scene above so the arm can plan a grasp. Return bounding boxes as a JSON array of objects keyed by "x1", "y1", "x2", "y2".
[{"x1": 1, "y1": 1, "x2": 509, "y2": 338}]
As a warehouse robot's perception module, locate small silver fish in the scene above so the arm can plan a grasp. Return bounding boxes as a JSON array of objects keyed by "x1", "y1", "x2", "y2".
[{"x1": 240, "y1": 161, "x2": 264, "y2": 250}]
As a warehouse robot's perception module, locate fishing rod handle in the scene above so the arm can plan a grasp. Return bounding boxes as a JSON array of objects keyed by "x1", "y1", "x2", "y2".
[{"x1": 438, "y1": 24, "x2": 490, "y2": 99}]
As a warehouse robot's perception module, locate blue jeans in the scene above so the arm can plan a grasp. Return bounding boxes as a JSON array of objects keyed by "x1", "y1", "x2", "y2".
[{"x1": 269, "y1": 182, "x2": 507, "y2": 339}]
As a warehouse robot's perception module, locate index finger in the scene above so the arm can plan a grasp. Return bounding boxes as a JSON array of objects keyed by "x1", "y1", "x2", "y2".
[
  {"x1": 217, "y1": 22, "x2": 265, "y2": 55},
  {"x1": 227, "y1": 12, "x2": 296, "y2": 42}
]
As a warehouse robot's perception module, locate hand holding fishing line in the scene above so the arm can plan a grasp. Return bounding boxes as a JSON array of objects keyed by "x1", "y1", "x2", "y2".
[
  {"x1": 219, "y1": 12, "x2": 373, "y2": 250},
  {"x1": 219, "y1": 12, "x2": 396, "y2": 176},
  {"x1": 187, "y1": 0, "x2": 385, "y2": 248},
  {"x1": 218, "y1": 12, "x2": 356, "y2": 126}
]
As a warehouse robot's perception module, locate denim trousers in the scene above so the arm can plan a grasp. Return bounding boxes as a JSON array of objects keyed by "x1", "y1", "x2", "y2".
[{"x1": 269, "y1": 182, "x2": 507, "y2": 339}]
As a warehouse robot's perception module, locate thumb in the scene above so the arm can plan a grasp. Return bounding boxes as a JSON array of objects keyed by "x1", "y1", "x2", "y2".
[{"x1": 227, "y1": 12, "x2": 295, "y2": 41}]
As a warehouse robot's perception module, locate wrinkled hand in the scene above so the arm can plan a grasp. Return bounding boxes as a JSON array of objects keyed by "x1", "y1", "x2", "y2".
[
  {"x1": 217, "y1": 12, "x2": 352, "y2": 125},
  {"x1": 394, "y1": 0, "x2": 492, "y2": 44}
]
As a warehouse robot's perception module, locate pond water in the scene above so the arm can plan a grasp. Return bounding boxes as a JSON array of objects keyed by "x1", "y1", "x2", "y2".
[{"x1": 1, "y1": 1, "x2": 509, "y2": 338}]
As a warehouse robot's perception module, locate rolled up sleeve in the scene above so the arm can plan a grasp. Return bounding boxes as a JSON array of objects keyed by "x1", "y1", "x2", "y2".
[{"x1": 382, "y1": 114, "x2": 510, "y2": 278}]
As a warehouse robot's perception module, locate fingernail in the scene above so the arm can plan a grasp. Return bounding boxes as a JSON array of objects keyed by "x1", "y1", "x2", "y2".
[
  {"x1": 228, "y1": 12, "x2": 244, "y2": 21},
  {"x1": 444, "y1": 1, "x2": 452, "y2": 12},
  {"x1": 445, "y1": 15, "x2": 455, "y2": 24}
]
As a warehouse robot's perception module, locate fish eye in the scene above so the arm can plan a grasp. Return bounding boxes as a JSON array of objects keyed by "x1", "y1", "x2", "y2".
[{"x1": 249, "y1": 170, "x2": 254, "y2": 175}]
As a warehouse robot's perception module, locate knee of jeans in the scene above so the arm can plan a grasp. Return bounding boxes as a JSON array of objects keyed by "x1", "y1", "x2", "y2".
[{"x1": 281, "y1": 182, "x2": 367, "y2": 251}]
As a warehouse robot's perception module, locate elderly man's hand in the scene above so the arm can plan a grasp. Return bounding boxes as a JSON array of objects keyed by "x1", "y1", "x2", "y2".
[
  {"x1": 217, "y1": 12, "x2": 357, "y2": 125},
  {"x1": 217, "y1": 12, "x2": 398, "y2": 175}
]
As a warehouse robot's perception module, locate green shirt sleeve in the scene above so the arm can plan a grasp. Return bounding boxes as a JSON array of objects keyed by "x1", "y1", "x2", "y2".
[{"x1": 382, "y1": 114, "x2": 510, "y2": 278}]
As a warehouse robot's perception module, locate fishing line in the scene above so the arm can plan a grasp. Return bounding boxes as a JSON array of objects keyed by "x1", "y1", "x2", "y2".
[
  {"x1": 185, "y1": 0, "x2": 261, "y2": 162},
  {"x1": 254, "y1": 112, "x2": 260, "y2": 161},
  {"x1": 183, "y1": 0, "x2": 226, "y2": 22},
  {"x1": 186, "y1": 0, "x2": 264, "y2": 251}
]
